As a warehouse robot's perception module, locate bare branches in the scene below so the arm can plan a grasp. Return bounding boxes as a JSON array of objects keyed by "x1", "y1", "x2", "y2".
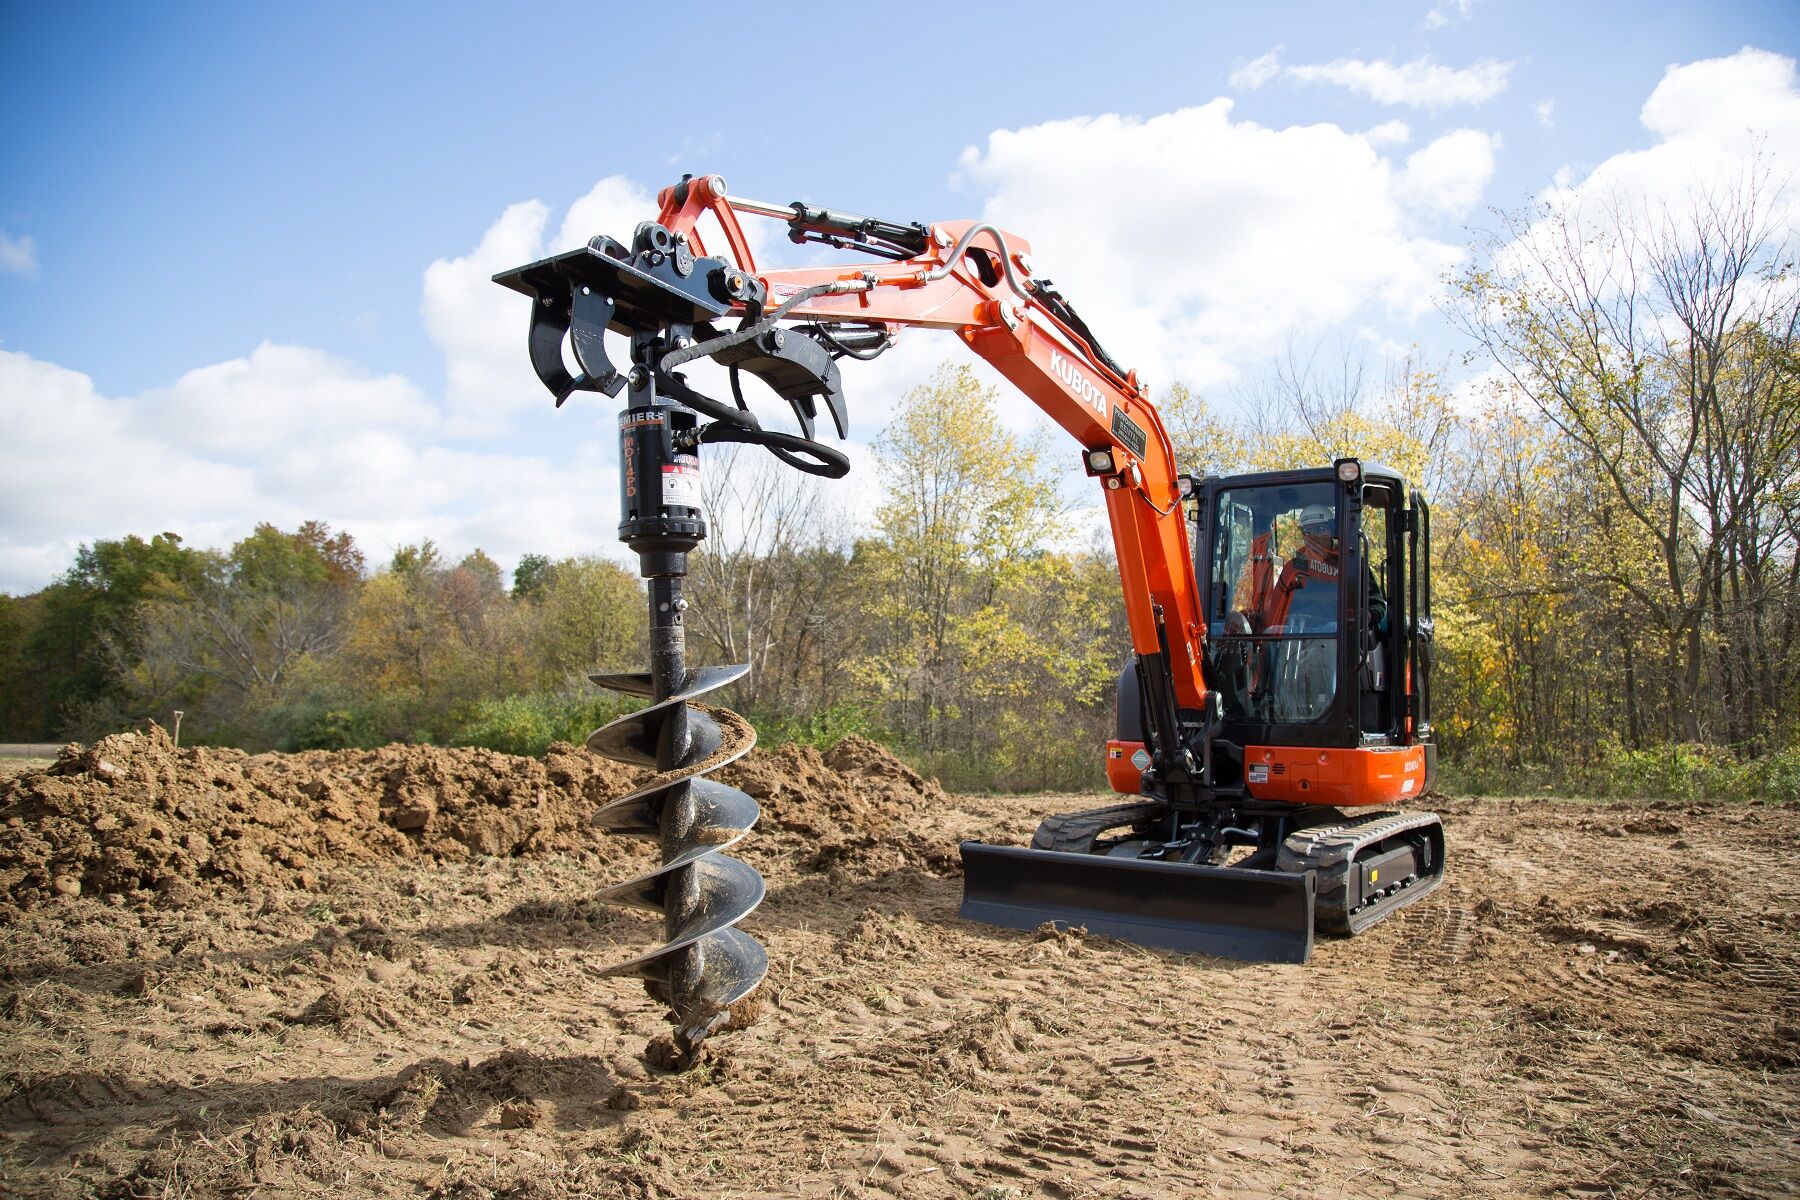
[{"x1": 1451, "y1": 163, "x2": 1800, "y2": 744}]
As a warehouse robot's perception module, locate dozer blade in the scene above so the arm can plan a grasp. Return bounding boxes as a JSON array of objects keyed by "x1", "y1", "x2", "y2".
[{"x1": 958, "y1": 842, "x2": 1316, "y2": 964}]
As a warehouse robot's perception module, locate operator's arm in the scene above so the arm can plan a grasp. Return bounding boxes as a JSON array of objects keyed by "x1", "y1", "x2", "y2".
[{"x1": 1366, "y1": 565, "x2": 1389, "y2": 636}]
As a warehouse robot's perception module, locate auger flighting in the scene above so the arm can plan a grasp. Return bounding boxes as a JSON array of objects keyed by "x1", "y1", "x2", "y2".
[{"x1": 493, "y1": 188, "x2": 858, "y2": 1065}]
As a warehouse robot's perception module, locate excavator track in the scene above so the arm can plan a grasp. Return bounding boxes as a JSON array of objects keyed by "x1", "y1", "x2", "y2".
[
  {"x1": 1278, "y1": 810, "x2": 1446, "y2": 935},
  {"x1": 1029, "y1": 802, "x2": 1168, "y2": 853}
]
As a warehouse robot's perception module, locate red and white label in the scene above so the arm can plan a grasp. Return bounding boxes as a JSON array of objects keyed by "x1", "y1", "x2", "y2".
[{"x1": 662, "y1": 462, "x2": 701, "y2": 510}]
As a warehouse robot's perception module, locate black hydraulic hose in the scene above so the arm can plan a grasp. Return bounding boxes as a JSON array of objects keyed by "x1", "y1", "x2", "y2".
[
  {"x1": 812, "y1": 323, "x2": 895, "y2": 361},
  {"x1": 691, "y1": 420, "x2": 851, "y2": 478}
]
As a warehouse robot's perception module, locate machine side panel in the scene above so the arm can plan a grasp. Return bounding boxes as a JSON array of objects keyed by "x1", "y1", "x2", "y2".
[{"x1": 1242, "y1": 744, "x2": 1427, "y2": 807}]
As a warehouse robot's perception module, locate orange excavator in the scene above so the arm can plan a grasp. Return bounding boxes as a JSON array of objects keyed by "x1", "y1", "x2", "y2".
[{"x1": 494, "y1": 174, "x2": 1444, "y2": 1062}]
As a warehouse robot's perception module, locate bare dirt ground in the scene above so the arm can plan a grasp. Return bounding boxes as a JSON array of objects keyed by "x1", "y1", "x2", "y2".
[
  {"x1": 0, "y1": 761, "x2": 53, "y2": 785},
  {"x1": 1, "y1": 728, "x2": 1795, "y2": 1199}
]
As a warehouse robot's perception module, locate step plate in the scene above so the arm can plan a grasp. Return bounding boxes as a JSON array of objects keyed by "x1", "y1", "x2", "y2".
[{"x1": 959, "y1": 842, "x2": 1316, "y2": 964}]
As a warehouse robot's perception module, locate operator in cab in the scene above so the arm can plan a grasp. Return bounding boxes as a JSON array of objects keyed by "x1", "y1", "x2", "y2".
[{"x1": 1244, "y1": 502, "x2": 1387, "y2": 636}]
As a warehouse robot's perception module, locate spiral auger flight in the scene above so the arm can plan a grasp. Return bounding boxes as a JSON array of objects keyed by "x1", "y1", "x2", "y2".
[
  {"x1": 492, "y1": 191, "x2": 857, "y2": 1065},
  {"x1": 586, "y1": 658, "x2": 766, "y2": 1063}
]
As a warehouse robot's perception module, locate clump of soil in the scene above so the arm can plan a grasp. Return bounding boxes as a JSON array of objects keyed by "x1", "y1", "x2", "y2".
[{"x1": 0, "y1": 724, "x2": 634, "y2": 907}]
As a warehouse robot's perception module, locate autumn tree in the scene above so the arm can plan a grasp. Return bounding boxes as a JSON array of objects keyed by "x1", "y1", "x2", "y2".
[
  {"x1": 685, "y1": 442, "x2": 859, "y2": 719},
  {"x1": 117, "y1": 522, "x2": 365, "y2": 738},
  {"x1": 859, "y1": 363, "x2": 1066, "y2": 764},
  {"x1": 1453, "y1": 167, "x2": 1800, "y2": 744}
]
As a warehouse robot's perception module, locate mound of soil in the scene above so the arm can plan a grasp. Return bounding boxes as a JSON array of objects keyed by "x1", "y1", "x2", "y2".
[
  {"x1": 0, "y1": 725, "x2": 949, "y2": 908},
  {"x1": 719, "y1": 735, "x2": 957, "y2": 874},
  {"x1": 0, "y1": 725, "x2": 640, "y2": 907}
]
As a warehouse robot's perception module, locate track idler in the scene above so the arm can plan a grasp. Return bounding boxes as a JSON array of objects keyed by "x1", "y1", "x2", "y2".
[{"x1": 587, "y1": 661, "x2": 765, "y2": 1064}]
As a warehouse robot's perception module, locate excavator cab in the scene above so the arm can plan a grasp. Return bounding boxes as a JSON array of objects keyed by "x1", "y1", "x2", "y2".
[
  {"x1": 961, "y1": 459, "x2": 1444, "y2": 963},
  {"x1": 1195, "y1": 459, "x2": 1435, "y2": 804}
]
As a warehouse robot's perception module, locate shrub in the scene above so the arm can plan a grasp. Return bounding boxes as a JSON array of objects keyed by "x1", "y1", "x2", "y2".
[
  {"x1": 448, "y1": 690, "x2": 639, "y2": 757},
  {"x1": 745, "y1": 701, "x2": 878, "y2": 750}
]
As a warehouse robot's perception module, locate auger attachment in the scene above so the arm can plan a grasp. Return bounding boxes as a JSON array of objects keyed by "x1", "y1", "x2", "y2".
[
  {"x1": 494, "y1": 206, "x2": 858, "y2": 1066},
  {"x1": 588, "y1": 656, "x2": 766, "y2": 1060}
]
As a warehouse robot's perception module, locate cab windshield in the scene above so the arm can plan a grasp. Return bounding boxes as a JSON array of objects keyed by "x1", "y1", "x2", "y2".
[{"x1": 1205, "y1": 482, "x2": 1340, "y2": 724}]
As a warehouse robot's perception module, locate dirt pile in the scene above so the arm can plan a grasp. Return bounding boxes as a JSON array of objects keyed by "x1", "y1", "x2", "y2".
[
  {"x1": 719, "y1": 735, "x2": 958, "y2": 874},
  {"x1": 0, "y1": 725, "x2": 951, "y2": 908},
  {"x1": 0, "y1": 725, "x2": 635, "y2": 906}
]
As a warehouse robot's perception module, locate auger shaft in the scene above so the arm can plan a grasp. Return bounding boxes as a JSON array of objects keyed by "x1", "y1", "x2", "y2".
[
  {"x1": 493, "y1": 218, "x2": 838, "y2": 1067},
  {"x1": 646, "y1": 575, "x2": 705, "y2": 974}
]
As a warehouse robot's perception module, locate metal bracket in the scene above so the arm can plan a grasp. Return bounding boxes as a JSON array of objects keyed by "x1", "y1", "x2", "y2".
[{"x1": 712, "y1": 327, "x2": 848, "y2": 440}]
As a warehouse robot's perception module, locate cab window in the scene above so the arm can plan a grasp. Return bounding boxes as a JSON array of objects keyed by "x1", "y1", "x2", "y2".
[{"x1": 1206, "y1": 483, "x2": 1340, "y2": 724}]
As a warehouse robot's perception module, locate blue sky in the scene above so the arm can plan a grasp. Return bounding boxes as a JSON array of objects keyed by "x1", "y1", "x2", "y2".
[{"x1": 1, "y1": 0, "x2": 1797, "y2": 592}]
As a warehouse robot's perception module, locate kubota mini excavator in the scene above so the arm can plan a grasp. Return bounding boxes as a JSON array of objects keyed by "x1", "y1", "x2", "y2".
[{"x1": 494, "y1": 174, "x2": 1445, "y2": 1062}]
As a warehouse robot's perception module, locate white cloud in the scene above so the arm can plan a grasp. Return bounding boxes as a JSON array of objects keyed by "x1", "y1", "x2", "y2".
[
  {"x1": 1365, "y1": 120, "x2": 1413, "y2": 148},
  {"x1": 1534, "y1": 99, "x2": 1555, "y2": 129},
  {"x1": 421, "y1": 176, "x2": 658, "y2": 438},
  {"x1": 1399, "y1": 129, "x2": 1500, "y2": 215},
  {"x1": 133, "y1": 342, "x2": 436, "y2": 458},
  {"x1": 0, "y1": 88, "x2": 1513, "y2": 593},
  {"x1": 1481, "y1": 50, "x2": 1800, "y2": 424},
  {"x1": 1539, "y1": 48, "x2": 1800, "y2": 223},
  {"x1": 1424, "y1": 0, "x2": 1473, "y2": 29},
  {"x1": 0, "y1": 351, "x2": 257, "y2": 588},
  {"x1": 1284, "y1": 55, "x2": 1512, "y2": 108},
  {"x1": 0, "y1": 231, "x2": 38, "y2": 280},
  {"x1": 1230, "y1": 49, "x2": 1283, "y2": 90},
  {"x1": 420, "y1": 198, "x2": 552, "y2": 437},
  {"x1": 0, "y1": 342, "x2": 629, "y2": 593},
  {"x1": 953, "y1": 100, "x2": 1480, "y2": 392}
]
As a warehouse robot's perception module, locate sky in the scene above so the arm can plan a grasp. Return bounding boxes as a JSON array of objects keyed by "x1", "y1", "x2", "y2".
[{"x1": 1, "y1": 0, "x2": 1797, "y2": 593}]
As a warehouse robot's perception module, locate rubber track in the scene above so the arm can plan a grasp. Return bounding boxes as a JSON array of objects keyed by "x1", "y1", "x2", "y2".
[
  {"x1": 1279, "y1": 810, "x2": 1445, "y2": 936},
  {"x1": 1030, "y1": 802, "x2": 1169, "y2": 854}
]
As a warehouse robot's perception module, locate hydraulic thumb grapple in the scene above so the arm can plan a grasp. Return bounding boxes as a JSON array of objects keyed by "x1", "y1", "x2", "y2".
[{"x1": 494, "y1": 173, "x2": 1447, "y2": 1062}]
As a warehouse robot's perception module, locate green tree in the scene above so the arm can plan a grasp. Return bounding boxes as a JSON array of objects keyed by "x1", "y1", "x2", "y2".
[
  {"x1": 524, "y1": 556, "x2": 645, "y2": 684},
  {"x1": 119, "y1": 523, "x2": 365, "y2": 740},
  {"x1": 13, "y1": 532, "x2": 210, "y2": 738},
  {"x1": 861, "y1": 363, "x2": 1063, "y2": 759},
  {"x1": 512, "y1": 553, "x2": 553, "y2": 601}
]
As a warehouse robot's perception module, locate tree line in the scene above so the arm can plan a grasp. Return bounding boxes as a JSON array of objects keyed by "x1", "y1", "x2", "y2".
[{"x1": 2, "y1": 175, "x2": 1795, "y2": 796}]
